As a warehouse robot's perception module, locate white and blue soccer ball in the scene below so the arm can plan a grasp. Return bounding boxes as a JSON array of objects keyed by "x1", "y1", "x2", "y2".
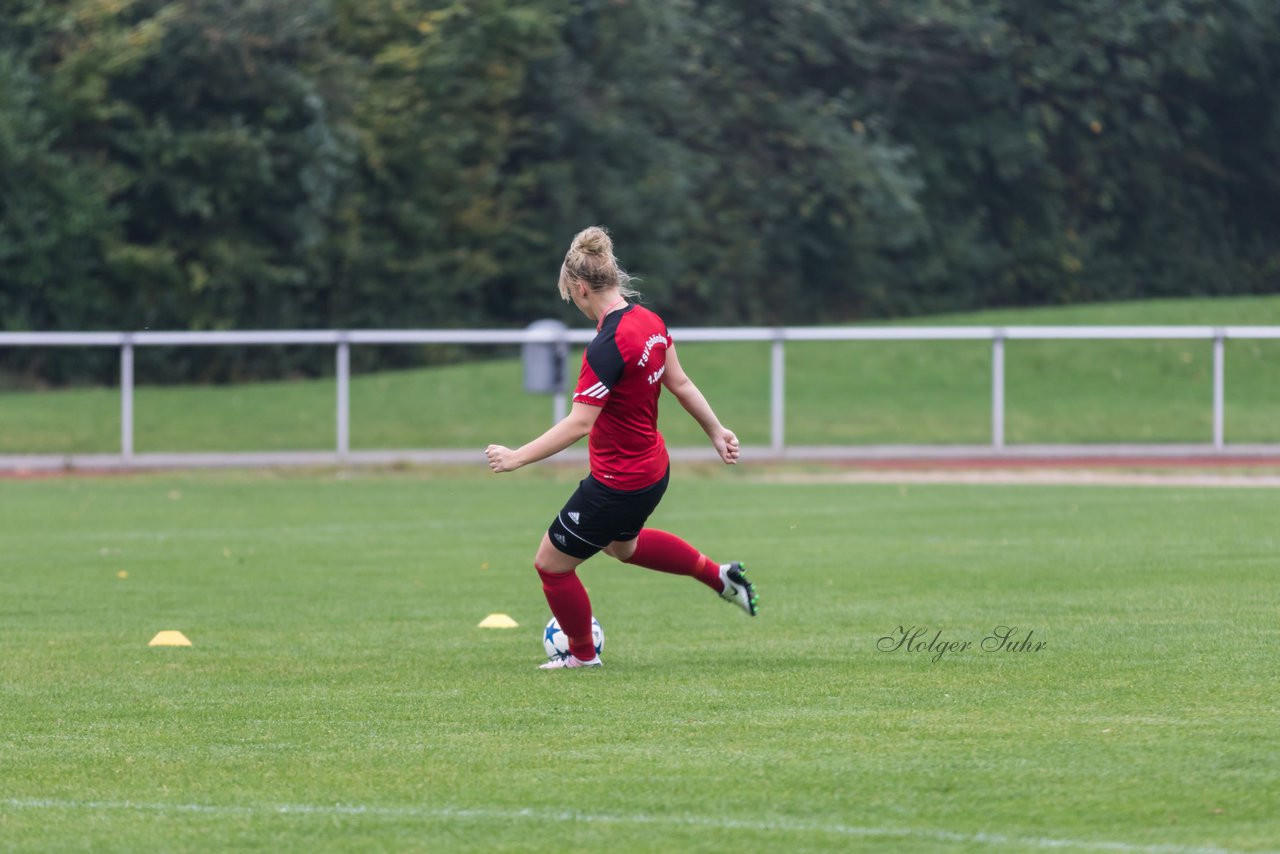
[{"x1": 543, "y1": 616, "x2": 604, "y2": 660}]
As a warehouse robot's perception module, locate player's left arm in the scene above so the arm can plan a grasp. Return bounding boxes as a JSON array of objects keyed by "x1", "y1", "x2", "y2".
[
  {"x1": 661, "y1": 345, "x2": 739, "y2": 465},
  {"x1": 485, "y1": 402, "x2": 602, "y2": 473}
]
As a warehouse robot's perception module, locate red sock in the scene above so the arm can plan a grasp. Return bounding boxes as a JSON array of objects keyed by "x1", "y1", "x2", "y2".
[
  {"x1": 622, "y1": 529, "x2": 723, "y2": 592},
  {"x1": 536, "y1": 565, "x2": 597, "y2": 661}
]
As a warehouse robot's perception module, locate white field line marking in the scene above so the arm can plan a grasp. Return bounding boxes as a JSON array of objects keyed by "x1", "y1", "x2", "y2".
[{"x1": 0, "y1": 797, "x2": 1264, "y2": 854}]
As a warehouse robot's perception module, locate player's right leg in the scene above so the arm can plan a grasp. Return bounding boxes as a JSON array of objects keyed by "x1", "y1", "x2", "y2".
[{"x1": 609, "y1": 530, "x2": 758, "y2": 617}]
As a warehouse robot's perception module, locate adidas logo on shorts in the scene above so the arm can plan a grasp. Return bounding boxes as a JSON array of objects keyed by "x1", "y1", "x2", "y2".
[
  {"x1": 554, "y1": 533, "x2": 567, "y2": 546},
  {"x1": 567, "y1": 511, "x2": 580, "y2": 525}
]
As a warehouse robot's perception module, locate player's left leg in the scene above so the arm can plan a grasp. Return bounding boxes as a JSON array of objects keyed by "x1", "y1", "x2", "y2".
[{"x1": 535, "y1": 533, "x2": 600, "y2": 664}]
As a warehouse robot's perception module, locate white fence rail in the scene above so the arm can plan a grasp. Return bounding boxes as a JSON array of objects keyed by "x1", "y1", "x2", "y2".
[{"x1": 3, "y1": 326, "x2": 1280, "y2": 469}]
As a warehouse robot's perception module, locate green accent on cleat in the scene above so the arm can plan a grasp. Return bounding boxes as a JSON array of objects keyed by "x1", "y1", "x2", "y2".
[{"x1": 719, "y1": 562, "x2": 758, "y2": 616}]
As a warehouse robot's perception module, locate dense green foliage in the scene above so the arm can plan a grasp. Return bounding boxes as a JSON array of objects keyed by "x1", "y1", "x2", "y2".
[{"x1": 3, "y1": 1, "x2": 1279, "y2": 380}]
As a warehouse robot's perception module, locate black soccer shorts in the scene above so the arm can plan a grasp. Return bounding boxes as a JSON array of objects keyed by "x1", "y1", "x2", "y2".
[{"x1": 546, "y1": 468, "x2": 670, "y2": 559}]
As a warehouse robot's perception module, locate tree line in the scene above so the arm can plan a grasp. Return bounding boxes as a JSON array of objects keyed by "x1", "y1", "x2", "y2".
[{"x1": 2, "y1": 0, "x2": 1278, "y2": 381}]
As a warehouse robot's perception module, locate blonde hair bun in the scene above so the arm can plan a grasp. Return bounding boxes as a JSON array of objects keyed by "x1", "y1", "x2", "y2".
[
  {"x1": 558, "y1": 225, "x2": 641, "y2": 301},
  {"x1": 572, "y1": 226, "x2": 613, "y2": 256}
]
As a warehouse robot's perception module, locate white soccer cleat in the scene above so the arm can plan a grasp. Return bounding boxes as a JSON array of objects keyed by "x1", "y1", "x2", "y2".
[
  {"x1": 538, "y1": 654, "x2": 603, "y2": 670},
  {"x1": 718, "y1": 562, "x2": 759, "y2": 616}
]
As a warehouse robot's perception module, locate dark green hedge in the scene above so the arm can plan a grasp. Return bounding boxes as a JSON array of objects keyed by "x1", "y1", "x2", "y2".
[{"x1": 3, "y1": 0, "x2": 1277, "y2": 381}]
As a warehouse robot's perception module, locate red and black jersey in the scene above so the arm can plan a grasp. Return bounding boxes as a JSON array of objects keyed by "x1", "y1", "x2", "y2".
[{"x1": 572, "y1": 304, "x2": 671, "y2": 490}]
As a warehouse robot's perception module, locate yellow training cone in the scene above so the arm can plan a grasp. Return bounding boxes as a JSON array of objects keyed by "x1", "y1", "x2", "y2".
[
  {"x1": 477, "y1": 613, "x2": 519, "y2": 629},
  {"x1": 148, "y1": 630, "x2": 192, "y2": 647}
]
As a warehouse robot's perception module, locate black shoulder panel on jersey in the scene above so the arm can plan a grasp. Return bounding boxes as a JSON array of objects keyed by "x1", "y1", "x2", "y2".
[{"x1": 586, "y1": 307, "x2": 630, "y2": 389}]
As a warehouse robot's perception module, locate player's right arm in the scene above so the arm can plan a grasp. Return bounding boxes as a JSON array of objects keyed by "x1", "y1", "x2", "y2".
[{"x1": 661, "y1": 345, "x2": 739, "y2": 465}]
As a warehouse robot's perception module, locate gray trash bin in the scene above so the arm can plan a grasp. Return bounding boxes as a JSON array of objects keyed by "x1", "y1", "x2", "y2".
[{"x1": 523, "y1": 319, "x2": 568, "y2": 394}]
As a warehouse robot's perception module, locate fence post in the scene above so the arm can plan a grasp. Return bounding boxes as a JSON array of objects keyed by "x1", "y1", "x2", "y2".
[
  {"x1": 553, "y1": 327, "x2": 568, "y2": 424},
  {"x1": 991, "y1": 330, "x2": 1005, "y2": 450},
  {"x1": 1212, "y1": 329, "x2": 1225, "y2": 450},
  {"x1": 121, "y1": 335, "x2": 134, "y2": 463},
  {"x1": 336, "y1": 334, "x2": 350, "y2": 458},
  {"x1": 770, "y1": 330, "x2": 785, "y2": 454}
]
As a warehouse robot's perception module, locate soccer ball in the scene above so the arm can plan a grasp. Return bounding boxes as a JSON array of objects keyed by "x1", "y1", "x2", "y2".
[{"x1": 543, "y1": 616, "x2": 605, "y2": 660}]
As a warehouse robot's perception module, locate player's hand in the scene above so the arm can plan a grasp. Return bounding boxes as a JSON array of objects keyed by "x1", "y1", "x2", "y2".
[
  {"x1": 485, "y1": 444, "x2": 521, "y2": 473},
  {"x1": 712, "y1": 429, "x2": 740, "y2": 465}
]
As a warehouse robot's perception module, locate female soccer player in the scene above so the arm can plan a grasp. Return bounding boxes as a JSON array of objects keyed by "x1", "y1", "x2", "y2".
[{"x1": 485, "y1": 226, "x2": 758, "y2": 669}]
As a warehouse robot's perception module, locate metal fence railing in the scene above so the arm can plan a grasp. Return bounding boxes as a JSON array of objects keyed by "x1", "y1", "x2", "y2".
[{"x1": 3, "y1": 326, "x2": 1280, "y2": 469}]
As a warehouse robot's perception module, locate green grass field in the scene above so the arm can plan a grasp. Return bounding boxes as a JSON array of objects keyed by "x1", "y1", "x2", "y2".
[
  {"x1": 3, "y1": 295, "x2": 1280, "y2": 454},
  {"x1": 1, "y1": 467, "x2": 1277, "y2": 851}
]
